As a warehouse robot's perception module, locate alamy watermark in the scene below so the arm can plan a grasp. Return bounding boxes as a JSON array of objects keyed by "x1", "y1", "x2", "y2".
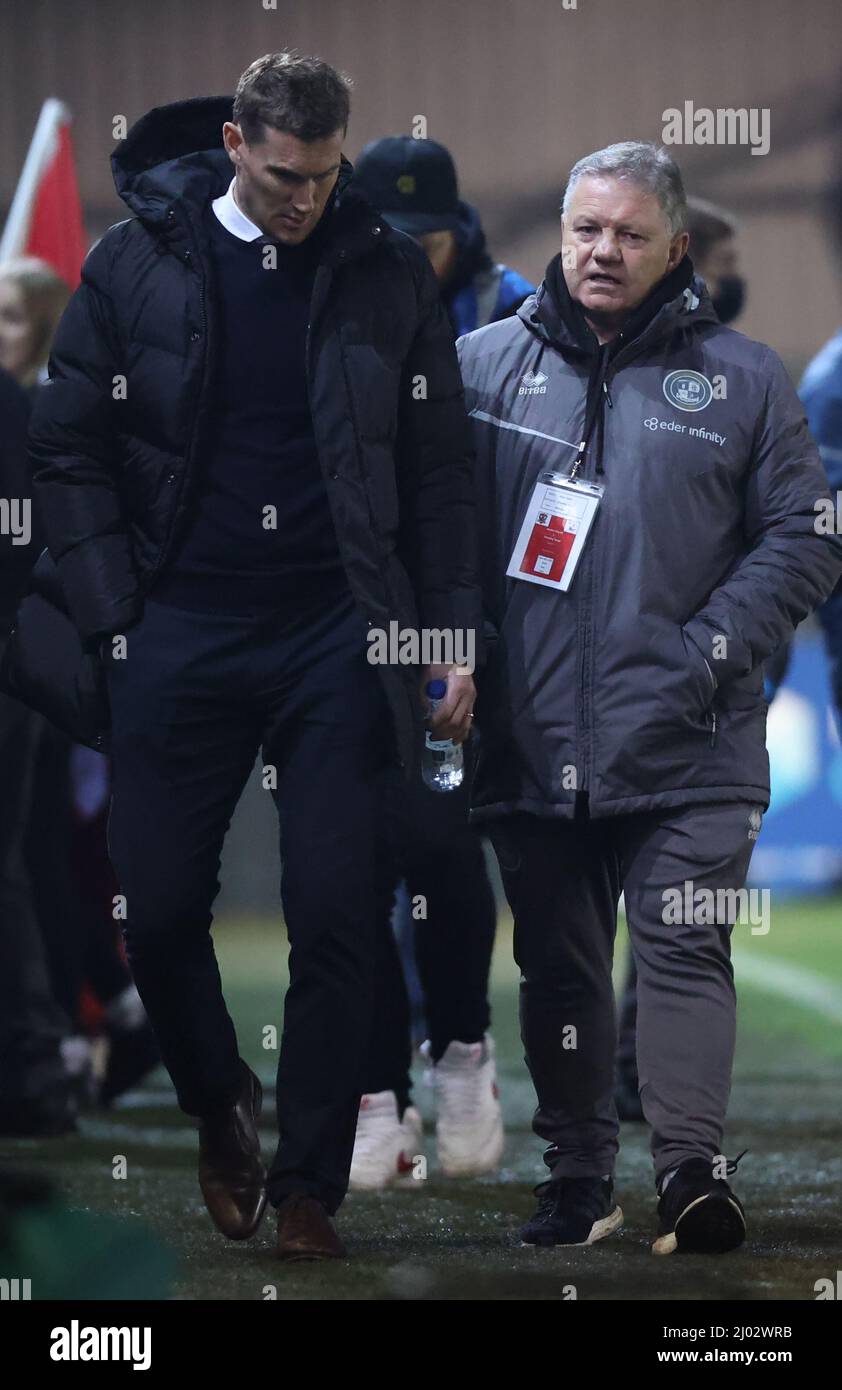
[
  {"x1": 662, "y1": 102, "x2": 770, "y2": 156},
  {"x1": 366, "y1": 622, "x2": 476, "y2": 673},
  {"x1": 0, "y1": 497, "x2": 31, "y2": 546},
  {"x1": 50, "y1": 1321, "x2": 151, "y2": 1370},
  {"x1": 0, "y1": 1278, "x2": 31, "y2": 1299},
  {"x1": 662, "y1": 880, "x2": 771, "y2": 935},
  {"x1": 814, "y1": 492, "x2": 842, "y2": 534}
]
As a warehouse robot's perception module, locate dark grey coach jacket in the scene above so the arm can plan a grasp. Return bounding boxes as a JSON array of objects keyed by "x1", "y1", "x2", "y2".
[{"x1": 458, "y1": 255, "x2": 842, "y2": 822}]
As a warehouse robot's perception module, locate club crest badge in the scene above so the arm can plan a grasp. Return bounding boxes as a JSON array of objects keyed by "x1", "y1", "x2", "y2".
[{"x1": 663, "y1": 369, "x2": 713, "y2": 412}]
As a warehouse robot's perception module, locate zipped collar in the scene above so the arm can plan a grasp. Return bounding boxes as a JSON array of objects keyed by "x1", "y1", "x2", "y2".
[
  {"x1": 519, "y1": 254, "x2": 718, "y2": 477},
  {"x1": 520, "y1": 252, "x2": 717, "y2": 364},
  {"x1": 111, "y1": 95, "x2": 390, "y2": 267}
]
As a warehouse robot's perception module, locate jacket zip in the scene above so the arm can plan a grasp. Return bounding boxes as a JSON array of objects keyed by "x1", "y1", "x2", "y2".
[
  {"x1": 311, "y1": 258, "x2": 387, "y2": 594},
  {"x1": 573, "y1": 343, "x2": 612, "y2": 790},
  {"x1": 305, "y1": 264, "x2": 379, "y2": 597},
  {"x1": 577, "y1": 555, "x2": 593, "y2": 794},
  {"x1": 304, "y1": 262, "x2": 333, "y2": 428},
  {"x1": 306, "y1": 248, "x2": 412, "y2": 769}
]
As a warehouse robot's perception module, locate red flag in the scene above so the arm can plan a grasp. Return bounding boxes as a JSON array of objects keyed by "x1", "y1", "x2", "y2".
[{"x1": 0, "y1": 98, "x2": 87, "y2": 289}]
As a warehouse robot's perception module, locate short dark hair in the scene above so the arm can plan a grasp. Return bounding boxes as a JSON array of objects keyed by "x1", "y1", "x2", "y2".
[
  {"x1": 686, "y1": 196, "x2": 737, "y2": 264},
  {"x1": 233, "y1": 51, "x2": 352, "y2": 145}
]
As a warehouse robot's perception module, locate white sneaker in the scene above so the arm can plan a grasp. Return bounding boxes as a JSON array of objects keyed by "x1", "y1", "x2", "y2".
[
  {"x1": 59, "y1": 1034, "x2": 98, "y2": 1109},
  {"x1": 422, "y1": 1036, "x2": 504, "y2": 1177},
  {"x1": 349, "y1": 1091, "x2": 424, "y2": 1191}
]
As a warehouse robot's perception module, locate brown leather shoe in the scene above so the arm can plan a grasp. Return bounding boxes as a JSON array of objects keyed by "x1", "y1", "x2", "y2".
[
  {"x1": 198, "y1": 1060, "x2": 267, "y2": 1239},
  {"x1": 276, "y1": 1195, "x2": 347, "y2": 1261}
]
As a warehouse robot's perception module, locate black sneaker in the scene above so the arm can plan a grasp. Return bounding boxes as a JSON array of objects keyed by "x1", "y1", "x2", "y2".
[
  {"x1": 520, "y1": 1175, "x2": 623, "y2": 1248},
  {"x1": 652, "y1": 1154, "x2": 746, "y2": 1255}
]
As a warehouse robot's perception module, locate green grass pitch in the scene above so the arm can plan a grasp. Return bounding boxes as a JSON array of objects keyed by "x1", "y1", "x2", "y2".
[{"x1": 6, "y1": 895, "x2": 841, "y2": 1300}]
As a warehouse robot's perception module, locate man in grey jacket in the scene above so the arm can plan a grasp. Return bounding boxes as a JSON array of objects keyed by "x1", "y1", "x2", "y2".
[{"x1": 458, "y1": 142, "x2": 842, "y2": 1255}]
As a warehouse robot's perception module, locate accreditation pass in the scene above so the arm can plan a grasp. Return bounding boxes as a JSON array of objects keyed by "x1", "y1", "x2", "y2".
[{"x1": 506, "y1": 472, "x2": 604, "y2": 591}]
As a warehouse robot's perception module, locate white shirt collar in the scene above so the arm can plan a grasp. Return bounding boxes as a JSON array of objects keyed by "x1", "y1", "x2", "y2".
[{"x1": 211, "y1": 177, "x2": 263, "y2": 242}]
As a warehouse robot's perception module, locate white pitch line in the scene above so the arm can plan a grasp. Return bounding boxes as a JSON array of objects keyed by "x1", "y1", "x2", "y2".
[{"x1": 732, "y1": 949, "x2": 842, "y2": 1025}]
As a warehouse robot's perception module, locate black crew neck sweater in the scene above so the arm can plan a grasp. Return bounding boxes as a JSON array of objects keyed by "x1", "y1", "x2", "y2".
[{"x1": 149, "y1": 200, "x2": 348, "y2": 614}]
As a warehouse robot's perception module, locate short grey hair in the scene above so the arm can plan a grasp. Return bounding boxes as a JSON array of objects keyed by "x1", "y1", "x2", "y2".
[{"x1": 562, "y1": 141, "x2": 688, "y2": 237}]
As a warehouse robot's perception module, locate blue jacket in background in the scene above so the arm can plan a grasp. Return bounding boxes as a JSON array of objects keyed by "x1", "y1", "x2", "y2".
[
  {"x1": 799, "y1": 329, "x2": 842, "y2": 721},
  {"x1": 800, "y1": 328, "x2": 842, "y2": 494},
  {"x1": 445, "y1": 201, "x2": 534, "y2": 338}
]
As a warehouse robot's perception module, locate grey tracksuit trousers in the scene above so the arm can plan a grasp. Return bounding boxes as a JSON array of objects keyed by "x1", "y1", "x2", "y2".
[{"x1": 487, "y1": 799, "x2": 762, "y2": 1184}]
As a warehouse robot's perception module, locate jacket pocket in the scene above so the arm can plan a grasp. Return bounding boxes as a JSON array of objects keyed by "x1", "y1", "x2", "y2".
[
  {"x1": 721, "y1": 664, "x2": 765, "y2": 711},
  {"x1": 681, "y1": 625, "x2": 718, "y2": 712}
]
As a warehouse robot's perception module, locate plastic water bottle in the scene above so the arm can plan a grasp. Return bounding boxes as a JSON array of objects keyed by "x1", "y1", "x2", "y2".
[{"x1": 422, "y1": 679, "x2": 464, "y2": 791}]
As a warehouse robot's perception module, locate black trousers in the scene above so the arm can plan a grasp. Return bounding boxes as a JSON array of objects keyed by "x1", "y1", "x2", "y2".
[
  {"x1": 0, "y1": 692, "x2": 70, "y2": 1112},
  {"x1": 22, "y1": 723, "x2": 130, "y2": 1026},
  {"x1": 363, "y1": 747, "x2": 497, "y2": 1103},
  {"x1": 104, "y1": 590, "x2": 394, "y2": 1214}
]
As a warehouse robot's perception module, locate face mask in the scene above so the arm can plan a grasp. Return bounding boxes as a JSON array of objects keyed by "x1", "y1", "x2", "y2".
[{"x1": 712, "y1": 275, "x2": 745, "y2": 324}]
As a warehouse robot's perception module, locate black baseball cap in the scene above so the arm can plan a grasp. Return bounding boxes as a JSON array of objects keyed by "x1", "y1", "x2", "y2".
[{"x1": 352, "y1": 136, "x2": 460, "y2": 236}]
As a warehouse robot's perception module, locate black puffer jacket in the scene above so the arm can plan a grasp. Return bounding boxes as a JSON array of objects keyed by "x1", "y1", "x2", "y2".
[{"x1": 0, "y1": 97, "x2": 482, "y2": 768}]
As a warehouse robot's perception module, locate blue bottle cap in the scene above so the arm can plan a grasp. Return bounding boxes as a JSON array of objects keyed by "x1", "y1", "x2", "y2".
[{"x1": 425, "y1": 679, "x2": 447, "y2": 699}]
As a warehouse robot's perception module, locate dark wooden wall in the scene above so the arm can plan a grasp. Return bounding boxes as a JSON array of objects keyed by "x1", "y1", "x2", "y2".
[{"x1": 2, "y1": 0, "x2": 842, "y2": 364}]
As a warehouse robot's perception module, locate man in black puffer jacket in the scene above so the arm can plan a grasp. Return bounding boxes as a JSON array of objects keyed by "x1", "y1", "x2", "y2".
[{"x1": 2, "y1": 52, "x2": 481, "y2": 1260}]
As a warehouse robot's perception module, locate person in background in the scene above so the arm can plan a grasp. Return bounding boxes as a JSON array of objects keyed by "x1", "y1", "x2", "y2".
[
  {"x1": 0, "y1": 361, "x2": 75, "y2": 1134},
  {"x1": 755, "y1": 326, "x2": 842, "y2": 766},
  {"x1": 753, "y1": 325, "x2": 842, "y2": 724},
  {"x1": 614, "y1": 194, "x2": 748, "y2": 1124},
  {"x1": 0, "y1": 257, "x2": 159, "y2": 1115},
  {"x1": 347, "y1": 137, "x2": 533, "y2": 1189},
  {"x1": 0, "y1": 257, "x2": 71, "y2": 390},
  {"x1": 354, "y1": 136, "x2": 534, "y2": 337},
  {"x1": 682, "y1": 197, "x2": 746, "y2": 327}
]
